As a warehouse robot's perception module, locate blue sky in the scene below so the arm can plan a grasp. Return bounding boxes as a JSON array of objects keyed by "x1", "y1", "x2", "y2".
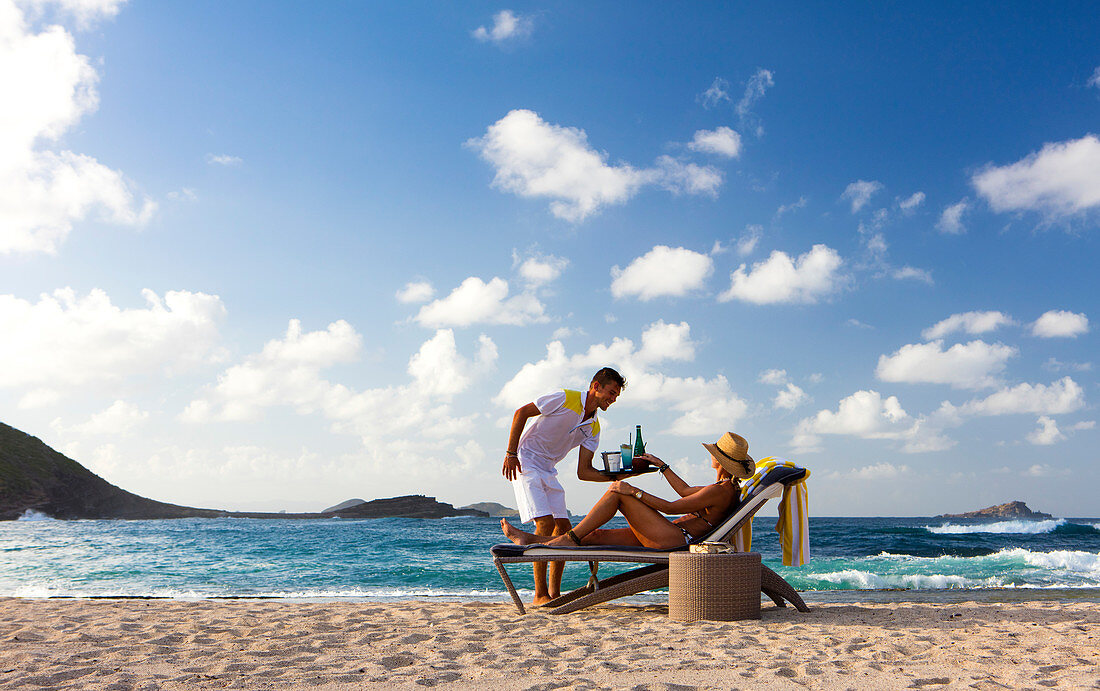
[{"x1": 2, "y1": 1, "x2": 1098, "y2": 517}]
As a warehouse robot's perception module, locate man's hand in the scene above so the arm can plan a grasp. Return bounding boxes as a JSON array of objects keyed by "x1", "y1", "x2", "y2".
[{"x1": 502, "y1": 455, "x2": 522, "y2": 481}]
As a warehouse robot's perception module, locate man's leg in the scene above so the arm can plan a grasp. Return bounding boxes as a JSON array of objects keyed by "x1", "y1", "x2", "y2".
[
  {"x1": 531, "y1": 514, "x2": 556, "y2": 606},
  {"x1": 547, "y1": 516, "x2": 573, "y2": 600}
]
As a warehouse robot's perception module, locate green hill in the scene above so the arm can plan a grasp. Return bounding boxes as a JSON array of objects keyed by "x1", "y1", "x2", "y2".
[
  {"x1": 0, "y1": 421, "x2": 226, "y2": 520},
  {"x1": 0, "y1": 421, "x2": 488, "y2": 521}
]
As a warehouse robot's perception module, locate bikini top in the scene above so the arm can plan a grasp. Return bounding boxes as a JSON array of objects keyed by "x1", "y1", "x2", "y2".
[{"x1": 692, "y1": 478, "x2": 737, "y2": 528}]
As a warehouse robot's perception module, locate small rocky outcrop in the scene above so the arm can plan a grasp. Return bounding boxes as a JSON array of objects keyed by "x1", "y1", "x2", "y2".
[
  {"x1": 936, "y1": 501, "x2": 1053, "y2": 520},
  {"x1": 330, "y1": 496, "x2": 487, "y2": 519},
  {"x1": 322, "y1": 498, "x2": 367, "y2": 513},
  {"x1": 460, "y1": 502, "x2": 519, "y2": 517}
]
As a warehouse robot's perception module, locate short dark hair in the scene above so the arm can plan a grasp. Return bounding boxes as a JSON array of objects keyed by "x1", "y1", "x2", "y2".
[{"x1": 591, "y1": 367, "x2": 626, "y2": 389}]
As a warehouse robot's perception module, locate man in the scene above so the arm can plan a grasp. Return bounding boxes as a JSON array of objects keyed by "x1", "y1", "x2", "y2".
[{"x1": 502, "y1": 367, "x2": 625, "y2": 606}]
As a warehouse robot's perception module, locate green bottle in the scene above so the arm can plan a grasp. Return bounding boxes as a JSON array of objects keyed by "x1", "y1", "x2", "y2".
[{"x1": 633, "y1": 425, "x2": 645, "y2": 457}]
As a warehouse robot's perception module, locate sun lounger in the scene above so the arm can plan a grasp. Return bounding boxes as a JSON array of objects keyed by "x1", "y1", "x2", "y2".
[{"x1": 491, "y1": 466, "x2": 811, "y2": 615}]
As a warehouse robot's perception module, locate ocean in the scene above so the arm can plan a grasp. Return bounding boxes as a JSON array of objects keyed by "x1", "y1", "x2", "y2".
[{"x1": 4, "y1": 512, "x2": 1100, "y2": 603}]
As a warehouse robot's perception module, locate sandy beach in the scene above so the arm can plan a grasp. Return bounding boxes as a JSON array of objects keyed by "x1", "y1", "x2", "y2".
[{"x1": 2, "y1": 597, "x2": 1098, "y2": 690}]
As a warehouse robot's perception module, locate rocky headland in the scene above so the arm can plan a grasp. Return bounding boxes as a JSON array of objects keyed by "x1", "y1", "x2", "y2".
[
  {"x1": 0, "y1": 422, "x2": 485, "y2": 521},
  {"x1": 935, "y1": 500, "x2": 1053, "y2": 520}
]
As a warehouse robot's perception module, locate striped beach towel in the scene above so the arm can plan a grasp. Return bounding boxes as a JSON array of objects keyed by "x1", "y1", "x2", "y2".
[{"x1": 733, "y1": 457, "x2": 810, "y2": 566}]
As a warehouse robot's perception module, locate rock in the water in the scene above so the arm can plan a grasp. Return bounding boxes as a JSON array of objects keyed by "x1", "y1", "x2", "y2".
[
  {"x1": 935, "y1": 501, "x2": 1053, "y2": 520},
  {"x1": 322, "y1": 498, "x2": 367, "y2": 513},
  {"x1": 460, "y1": 502, "x2": 519, "y2": 517},
  {"x1": 332, "y1": 496, "x2": 488, "y2": 519}
]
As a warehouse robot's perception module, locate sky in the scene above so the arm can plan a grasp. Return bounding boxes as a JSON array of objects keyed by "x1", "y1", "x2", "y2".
[{"x1": 2, "y1": 1, "x2": 1098, "y2": 517}]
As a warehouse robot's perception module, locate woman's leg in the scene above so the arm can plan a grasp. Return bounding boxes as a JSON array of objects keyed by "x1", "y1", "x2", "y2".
[
  {"x1": 502, "y1": 488, "x2": 635, "y2": 546},
  {"x1": 503, "y1": 488, "x2": 684, "y2": 548},
  {"x1": 617, "y1": 496, "x2": 691, "y2": 549}
]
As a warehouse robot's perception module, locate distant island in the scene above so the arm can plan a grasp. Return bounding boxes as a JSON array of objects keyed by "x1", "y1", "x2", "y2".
[
  {"x1": 460, "y1": 502, "x2": 519, "y2": 517},
  {"x1": 935, "y1": 501, "x2": 1053, "y2": 520},
  {"x1": 0, "y1": 421, "x2": 486, "y2": 521}
]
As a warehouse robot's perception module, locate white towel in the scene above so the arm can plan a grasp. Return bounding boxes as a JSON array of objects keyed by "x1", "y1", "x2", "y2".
[{"x1": 732, "y1": 457, "x2": 810, "y2": 566}]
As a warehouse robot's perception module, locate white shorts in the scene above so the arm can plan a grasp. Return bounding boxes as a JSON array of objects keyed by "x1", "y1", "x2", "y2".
[{"x1": 511, "y1": 467, "x2": 568, "y2": 523}]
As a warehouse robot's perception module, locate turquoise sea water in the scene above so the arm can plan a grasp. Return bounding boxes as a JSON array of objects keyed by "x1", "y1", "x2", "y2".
[{"x1": 3, "y1": 513, "x2": 1099, "y2": 602}]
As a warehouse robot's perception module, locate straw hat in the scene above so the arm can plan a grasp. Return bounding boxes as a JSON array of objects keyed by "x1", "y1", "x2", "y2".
[{"x1": 702, "y1": 432, "x2": 755, "y2": 478}]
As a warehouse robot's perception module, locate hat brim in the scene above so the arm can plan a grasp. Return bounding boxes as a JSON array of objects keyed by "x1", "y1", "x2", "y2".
[{"x1": 702, "y1": 442, "x2": 755, "y2": 479}]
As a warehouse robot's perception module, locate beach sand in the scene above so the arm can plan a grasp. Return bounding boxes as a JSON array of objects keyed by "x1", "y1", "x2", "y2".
[{"x1": 1, "y1": 597, "x2": 1098, "y2": 690}]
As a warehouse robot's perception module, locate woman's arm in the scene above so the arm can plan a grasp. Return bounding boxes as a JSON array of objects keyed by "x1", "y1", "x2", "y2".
[
  {"x1": 611, "y1": 481, "x2": 727, "y2": 516},
  {"x1": 634, "y1": 453, "x2": 701, "y2": 498}
]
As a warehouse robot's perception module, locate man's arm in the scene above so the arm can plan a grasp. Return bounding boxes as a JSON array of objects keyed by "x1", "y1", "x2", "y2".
[
  {"x1": 502, "y1": 402, "x2": 539, "y2": 481},
  {"x1": 576, "y1": 446, "x2": 615, "y2": 482}
]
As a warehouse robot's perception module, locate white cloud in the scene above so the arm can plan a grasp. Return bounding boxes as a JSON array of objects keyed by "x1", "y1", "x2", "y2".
[
  {"x1": 516, "y1": 253, "x2": 568, "y2": 287},
  {"x1": 1031, "y1": 310, "x2": 1088, "y2": 338},
  {"x1": 943, "y1": 377, "x2": 1085, "y2": 418},
  {"x1": 653, "y1": 155, "x2": 723, "y2": 196},
  {"x1": 758, "y1": 369, "x2": 788, "y2": 386},
  {"x1": 65, "y1": 399, "x2": 148, "y2": 436},
  {"x1": 1026, "y1": 416, "x2": 1065, "y2": 446},
  {"x1": 1089, "y1": 67, "x2": 1100, "y2": 89},
  {"x1": 736, "y1": 224, "x2": 762, "y2": 256},
  {"x1": 18, "y1": 0, "x2": 126, "y2": 27},
  {"x1": 776, "y1": 196, "x2": 807, "y2": 217},
  {"x1": 828, "y1": 462, "x2": 911, "y2": 481},
  {"x1": 937, "y1": 199, "x2": 969, "y2": 234},
  {"x1": 183, "y1": 322, "x2": 497, "y2": 448},
  {"x1": 875, "y1": 339, "x2": 1016, "y2": 390},
  {"x1": 922, "y1": 311, "x2": 1015, "y2": 340},
  {"x1": 1043, "y1": 357, "x2": 1092, "y2": 373},
  {"x1": 550, "y1": 326, "x2": 584, "y2": 340},
  {"x1": 494, "y1": 321, "x2": 746, "y2": 437},
  {"x1": 610, "y1": 245, "x2": 714, "y2": 301},
  {"x1": 898, "y1": 192, "x2": 925, "y2": 212},
  {"x1": 205, "y1": 153, "x2": 242, "y2": 166},
  {"x1": 774, "y1": 383, "x2": 808, "y2": 410},
  {"x1": 467, "y1": 110, "x2": 722, "y2": 222},
  {"x1": 0, "y1": 0, "x2": 154, "y2": 254},
  {"x1": 408, "y1": 331, "x2": 496, "y2": 398},
  {"x1": 736, "y1": 68, "x2": 774, "y2": 136},
  {"x1": 0, "y1": 287, "x2": 225, "y2": 390},
  {"x1": 687, "y1": 126, "x2": 742, "y2": 157},
  {"x1": 719, "y1": 244, "x2": 844, "y2": 305},
  {"x1": 395, "y1": 280, "x2": 434, "y2": 304},
  {"x1": 972, "y1": 135, "x2": 1100, "y2": 218},
  {"x1": 413, "y1": 276, "x2": 547, "y2": 328},
  {"x1": 699, "y1": 77, "x2": 731, "y2": 108},
  {"x1": 471, "y1": 9, "x2": 533, "y2": 44},
  {"x1": 841, "y1": 180, "x2": 882, "y2": 213},
  {"x1": 892, "y1": 266, "x2": 933, "y2": 285},
  {"x1": 792, "y1": 390, "x2": 916, "y2": 454}
]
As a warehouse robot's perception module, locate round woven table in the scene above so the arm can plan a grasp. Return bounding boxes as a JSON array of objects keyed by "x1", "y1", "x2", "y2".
[{"x1": 668, "y1": 551, "x2": 761, "y2": 622}]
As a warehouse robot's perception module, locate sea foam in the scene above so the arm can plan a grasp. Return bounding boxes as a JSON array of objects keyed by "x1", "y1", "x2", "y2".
[
  {"x1": 926, "y1": 519, "x2": 1065, "y2": 535},
  {"x1": 16, "y1": 509, "x2": 55, "y2": 521}
]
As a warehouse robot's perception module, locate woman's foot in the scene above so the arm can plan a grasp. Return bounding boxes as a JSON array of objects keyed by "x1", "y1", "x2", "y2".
[
  {"x1": 501, "y1": 518, "x2": 539, "y2": 545},
  {"x1": 544, "y1": 530, "x2": 581, "y2": 547}
]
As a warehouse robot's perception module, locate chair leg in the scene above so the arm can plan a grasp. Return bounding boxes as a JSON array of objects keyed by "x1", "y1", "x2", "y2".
[
  {"x1": 542, "y1": 562, "x2": 667, "y2": 610},
  {"x1": 550, "y1": 565, "x2": 670, "y2": 615},
  {"x1": 494, "y1": 557, "x2": 526, "y2": 615},
  {"x1": 760, "y1": 564, "x2": 811, "y2": 612}
]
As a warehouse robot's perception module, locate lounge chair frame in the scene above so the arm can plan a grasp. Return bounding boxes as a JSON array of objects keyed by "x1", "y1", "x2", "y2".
[{"x1": 491, "y1": 467, "x2": 811, "y2": 615}]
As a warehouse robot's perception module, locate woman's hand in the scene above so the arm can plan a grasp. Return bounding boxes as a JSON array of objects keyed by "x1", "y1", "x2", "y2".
[
  {"x1": 609, "y1": 481, "x2": 635, "y2": 495},
  {"x1": 635, "y1": 453, "x2": 662, "y2": 466}
]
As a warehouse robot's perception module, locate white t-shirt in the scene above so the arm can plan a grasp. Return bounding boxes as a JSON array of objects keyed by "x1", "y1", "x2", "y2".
[{"x1": 517, "y1": 389, "x2": 601, "y2": 474}]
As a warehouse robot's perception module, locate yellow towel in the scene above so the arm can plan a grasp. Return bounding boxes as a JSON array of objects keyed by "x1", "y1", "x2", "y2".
[{"x1": 732, "y1": 457, "x2": 810, "y2": 566}]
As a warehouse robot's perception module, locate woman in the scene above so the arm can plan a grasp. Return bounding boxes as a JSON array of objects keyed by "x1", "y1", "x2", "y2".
[{"x1": 501, "y1": 432, "x2": 755, "y2": 550}]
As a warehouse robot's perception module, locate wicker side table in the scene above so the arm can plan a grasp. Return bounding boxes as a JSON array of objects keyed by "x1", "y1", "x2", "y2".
[{"x1": 668, "y1": 551, "x2": 761, "y2": 622}]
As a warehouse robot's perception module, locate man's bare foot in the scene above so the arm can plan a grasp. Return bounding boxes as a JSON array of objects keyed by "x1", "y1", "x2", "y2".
[
  {"x1": 501, "y1": 518, "x2": 536, "y2": 545},
  {"x1": 532, "y1": 594, "x2": 554, "y2": 607}
]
